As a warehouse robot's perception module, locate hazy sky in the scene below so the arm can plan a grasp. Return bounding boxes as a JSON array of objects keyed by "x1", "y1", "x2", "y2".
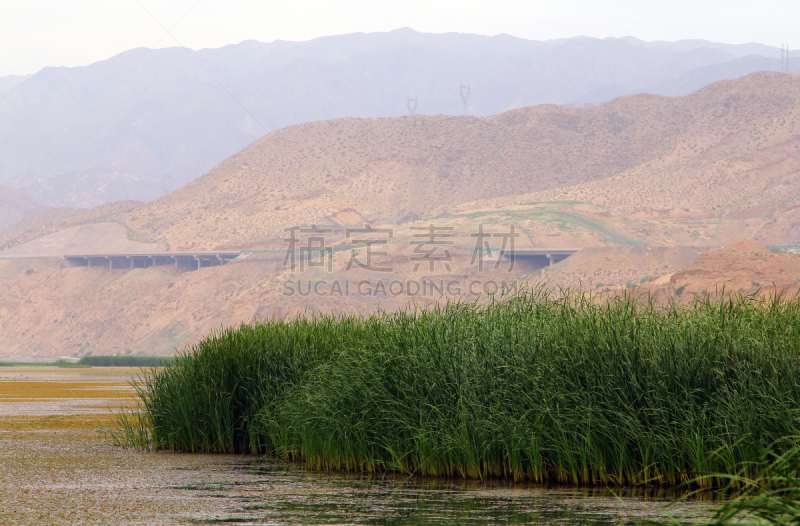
[{"x1": 2, "y1": 0, "x2": 799, "y2": 77}]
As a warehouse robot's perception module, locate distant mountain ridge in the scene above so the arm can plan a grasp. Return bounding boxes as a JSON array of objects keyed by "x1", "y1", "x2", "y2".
[
  {"x1": 0, "y1": 74, "x2": 31, "y2": 93},
  {"x1": 6, "y1": 72, "x2": 800, "y2": 254},
  {"x1": 0, "y1": 186, "x2": 46, "y2": 231},
  {"x1": 1, "y1": 30, "x2": 797, "y2": 209}
]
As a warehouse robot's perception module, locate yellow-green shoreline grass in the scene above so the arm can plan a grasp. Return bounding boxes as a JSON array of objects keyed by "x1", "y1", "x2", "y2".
[{"x1": 117, "y1": 287, "x2": 800, "y2": 488}]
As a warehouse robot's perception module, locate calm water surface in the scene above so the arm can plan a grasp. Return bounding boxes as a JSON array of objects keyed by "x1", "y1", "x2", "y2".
[
  {"x1": 174, "y1": 458, "x2": 714, "y2": 525},
  {"x1": 0, "y1": 367, "x2": 714, "y2": 525}
]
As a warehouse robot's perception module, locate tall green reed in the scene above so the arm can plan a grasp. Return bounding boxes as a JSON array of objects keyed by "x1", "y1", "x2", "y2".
[
  {"x1": 704, "y1": 441, "x2": 800, "y2": 525},
  {"x1": 657, "y1": 438, "x2": 800, "y2": 525},
  {"x1": 120, "y1": 288, "x2": 800, "y2": 487}
]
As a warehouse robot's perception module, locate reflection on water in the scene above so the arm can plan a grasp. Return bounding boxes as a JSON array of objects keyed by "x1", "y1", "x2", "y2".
[
  {"x1": 176, "y1": 459, "x2": 711, "y2": 525},
  {"x1": 0, "y1": 367, "x2": 713, "y2": 526}
]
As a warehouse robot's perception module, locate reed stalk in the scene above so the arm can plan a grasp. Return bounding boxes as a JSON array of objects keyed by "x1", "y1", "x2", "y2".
[{"x1": 117, "y1": 287, "x2": 800, "y2": 487}]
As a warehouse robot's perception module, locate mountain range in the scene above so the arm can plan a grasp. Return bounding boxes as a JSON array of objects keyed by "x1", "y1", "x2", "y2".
[
  {"x1": 1, "y1": 30, "x2": 796, "y2": 211},
  {"x1": 6, "y1": 71, "x2": 799, "y2": 253},
  {"x1": 2, "y1": 71, "x2": 800, "y2": 357}
]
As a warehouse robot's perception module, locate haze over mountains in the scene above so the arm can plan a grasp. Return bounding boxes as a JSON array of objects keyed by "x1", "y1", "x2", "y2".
[
  {"x1": 0, "y1": 186, "x2": 47, "y2": 231},
  {"x1": 1, "y1": 30, "x2": 797, "y2": 211}
]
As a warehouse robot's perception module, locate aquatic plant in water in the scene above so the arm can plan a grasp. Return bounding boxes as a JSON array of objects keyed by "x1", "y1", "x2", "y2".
[{"x1": 117, "y1": 287, "x2": 800, "y2": 488}]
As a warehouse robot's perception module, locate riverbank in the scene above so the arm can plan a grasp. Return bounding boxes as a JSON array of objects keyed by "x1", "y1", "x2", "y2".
[
  {"x1": 1, "y1": 366, "x2": 715, "y2": 525},
  {"x1": 0, "y1": 366, "x2": 194, "y2": 525},
  {"x1": 121, "y1": 288, "x2": 800, "y2": 487}
]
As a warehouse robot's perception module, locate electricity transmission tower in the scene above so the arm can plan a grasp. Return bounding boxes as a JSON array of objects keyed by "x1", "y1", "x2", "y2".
[
  {"x1": 782, "y1": 45, "x2": 790, "y2": 73},
  {"x1": 787, "y1": 46, "x2": 791, "y2": 73},
  {"x1": 407, "y1": 97, "x2": 418, "y2": 116},
  {"x1": 782, "y1": 45, "x2": 786, "y2": 73},
  {"x1": 460, "y1": 84, "x2": 471, "y2": 116}
]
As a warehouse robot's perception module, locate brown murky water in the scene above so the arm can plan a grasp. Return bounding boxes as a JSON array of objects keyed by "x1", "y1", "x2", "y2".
[{"x1": 0, "y1": 367, "x2": 715, "y2": 525}]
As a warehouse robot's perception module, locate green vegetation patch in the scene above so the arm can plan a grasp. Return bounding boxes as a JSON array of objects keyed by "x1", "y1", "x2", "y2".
[
  {"x1": 79, "y1": 355, "x2": 173, "y2": 367},
  {"x1": 119, "y1": 289, "x2": 800, "y2": 487},
  {"x1": 698, "y1": 440, "x2": 800, "y2": 525}
]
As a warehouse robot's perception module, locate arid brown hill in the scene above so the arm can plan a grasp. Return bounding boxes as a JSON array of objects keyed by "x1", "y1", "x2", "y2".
[
  {"x1": 460, "y1": 72, "x2": 800, "y2": 248},
  {"x1": 126, "y1": 93, "x2": 687, "y2": 250},
  {"x1": 666, "y1": 241, "x2": 800, "y2": 294},
  {"x1": 6, "y1": 72, "x2": 800, "y2": 253},
  {"x1": 6, "y1": 73, "x2": 800, "y2": 357}
]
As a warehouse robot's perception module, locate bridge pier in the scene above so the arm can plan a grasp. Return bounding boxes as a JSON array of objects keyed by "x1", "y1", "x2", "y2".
[{"x1": 498, "y1": 248, "x2": 581, "y2": 270}]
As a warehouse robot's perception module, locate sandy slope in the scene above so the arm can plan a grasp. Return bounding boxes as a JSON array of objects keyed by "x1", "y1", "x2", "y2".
[{"x1": 0, "y1": 223, "x2": 165, "y2": 255}]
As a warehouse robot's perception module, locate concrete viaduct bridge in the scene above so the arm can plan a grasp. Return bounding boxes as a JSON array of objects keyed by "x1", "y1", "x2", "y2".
[
  {"x1": 2, "y1": 248, "x2": 580, "y2": 272},
  {"x1": 63, "y1": 252, "x2": 241, "y2": 271}
]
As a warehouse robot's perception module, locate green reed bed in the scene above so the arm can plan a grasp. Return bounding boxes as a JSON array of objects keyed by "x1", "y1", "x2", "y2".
[{"x1": 118, "y1": 289, "x2": 800, "y2": 487}]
